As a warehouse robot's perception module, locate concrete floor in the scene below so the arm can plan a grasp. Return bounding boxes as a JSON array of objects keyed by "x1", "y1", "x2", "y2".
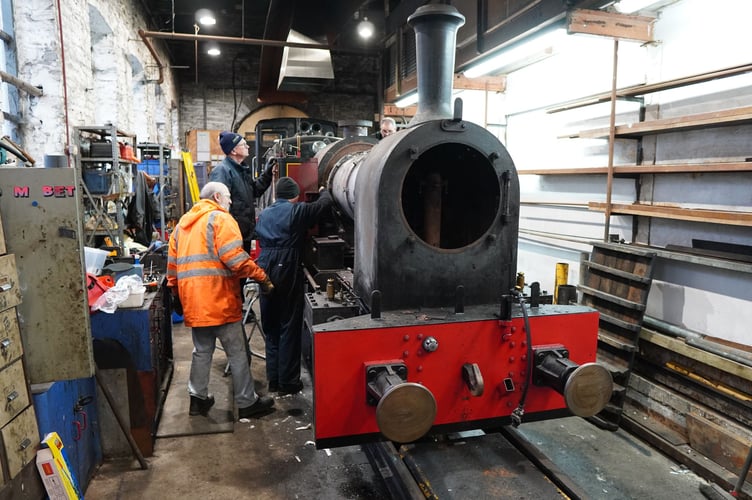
[{"x1": 85, "y1": 320, "x2": 712, "y2": 499}]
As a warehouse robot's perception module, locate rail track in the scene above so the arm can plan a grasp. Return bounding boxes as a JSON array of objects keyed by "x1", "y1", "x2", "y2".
[{"x1": 363, "y1": 426, "x2": 589, "y2": 499}]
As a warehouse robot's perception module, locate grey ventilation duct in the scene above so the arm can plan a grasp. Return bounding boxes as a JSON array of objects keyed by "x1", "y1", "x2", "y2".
[{"x1": 278, "y1": 30, "x2": 334, "y2": 92}]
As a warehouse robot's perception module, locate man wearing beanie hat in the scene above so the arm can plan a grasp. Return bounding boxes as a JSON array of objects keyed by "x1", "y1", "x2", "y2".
[
  {"x1": 209, "y1": 130, "x2": 275, "y2": 253},
  {"x1": 255, "y1": 178, "x2": 333, "y2": 395}
]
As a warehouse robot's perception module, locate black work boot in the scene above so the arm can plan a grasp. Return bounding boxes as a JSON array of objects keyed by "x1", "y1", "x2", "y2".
[
  {"x1": 278, "y1": 381, "x2": 304, "y2": 395},
  {"x1": 189, "y1": 395, "x2": 215, "y2": 416},
  {"x1": 238, "y1": 395, "x2": 275, "y2": 419}
]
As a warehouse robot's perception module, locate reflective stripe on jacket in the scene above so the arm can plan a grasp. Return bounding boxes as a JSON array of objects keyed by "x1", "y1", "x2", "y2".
[{"x1": 167, "y1": 198, "x2": 267, "y2": 327}]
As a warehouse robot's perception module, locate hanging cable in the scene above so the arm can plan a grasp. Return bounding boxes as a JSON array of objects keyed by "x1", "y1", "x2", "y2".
[
  {"x1": 510, "y1": 289, "x2": 534, "y2": 427},
  {"x1": 194, "y1": 24, "x2": 199, "y2": 84}
]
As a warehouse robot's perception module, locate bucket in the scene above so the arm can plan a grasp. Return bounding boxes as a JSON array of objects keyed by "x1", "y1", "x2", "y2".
[
  {"x1": 84, "y1": 247, "x2": 110, "y2": 275},
  {"x1": 557, "y1": 285, "x2": 578, "y2": 305}
]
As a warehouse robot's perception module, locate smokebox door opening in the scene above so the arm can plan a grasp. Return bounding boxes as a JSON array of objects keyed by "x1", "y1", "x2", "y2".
[{"x1": 401, "y1": 143, "x2": 500, "y2": 250}]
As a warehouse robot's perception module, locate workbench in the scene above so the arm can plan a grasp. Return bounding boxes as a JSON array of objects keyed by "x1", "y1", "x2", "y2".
[{"x1": 89, "y1": 279, "x2": 173, "y2": 457}]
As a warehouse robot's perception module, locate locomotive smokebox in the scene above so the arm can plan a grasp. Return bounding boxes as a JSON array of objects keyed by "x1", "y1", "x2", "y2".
[{"x1": 348, "y1": 4, "x2": 520, "y2": 310}]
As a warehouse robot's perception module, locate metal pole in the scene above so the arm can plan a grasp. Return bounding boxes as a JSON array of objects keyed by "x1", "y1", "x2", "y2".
[
  {"x1": 95, "y1": 369, "x2": 149, "y2": 470},
  {"x1": 603, "y1": 39, "x2": 619, "y2": 242}
]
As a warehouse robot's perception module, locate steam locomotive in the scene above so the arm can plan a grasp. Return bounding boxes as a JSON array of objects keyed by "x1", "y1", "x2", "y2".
[{"x1": 257, "y1": 4, "x2": 613, "y2": 449}]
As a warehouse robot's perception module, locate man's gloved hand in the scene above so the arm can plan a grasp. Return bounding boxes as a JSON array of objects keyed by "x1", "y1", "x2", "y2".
[
  {"x1": 259, "y1": 277, "x2": 275, "y2": 295},
  {"x1": 263, "y1": 158, "x2": 278, "y2": 177},
  {"x1": 171, "y1": 292, "x2": 183, "y2": 316}
]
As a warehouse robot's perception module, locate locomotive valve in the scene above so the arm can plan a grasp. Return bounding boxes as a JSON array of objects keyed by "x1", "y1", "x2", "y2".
[
  {"x1": 366, "y1": 364, "x2": 437, "y2": 443},
  {"x1": 533, "y1": 347, "x2": 613, "y2": 418}
]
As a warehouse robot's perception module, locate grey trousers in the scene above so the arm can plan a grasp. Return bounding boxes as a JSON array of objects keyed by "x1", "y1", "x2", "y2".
[{"x1": 188, "y1": 321, "x2": 258, "y2": 408}]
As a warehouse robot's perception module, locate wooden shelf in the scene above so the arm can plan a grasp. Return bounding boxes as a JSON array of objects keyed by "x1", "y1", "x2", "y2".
[
  {"x1": 568, "y1": 106, "x2": 752, "y2": 139},
  {"x1": 547, "y1": 62, "x2": 752, "y2": 114},
  {"x1": 518, "y1": 161, "x2": 752, "y2": 175},
  {"x1": 589, "y1": 202, "x2": 752, "y2": 226}
]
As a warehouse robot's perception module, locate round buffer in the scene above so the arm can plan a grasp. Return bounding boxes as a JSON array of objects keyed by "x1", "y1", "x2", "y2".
[
  {"x1": 376, "y1": 382, "x2": 437, "y2": 443},
  {"x1": 563, "y1": 362, "x2": 614, "y2": 417}
]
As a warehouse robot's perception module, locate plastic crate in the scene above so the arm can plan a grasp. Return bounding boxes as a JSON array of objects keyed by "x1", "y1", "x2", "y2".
[
  {"x1": 82, "y1": 169, "x2": 111, "y2": 194},
  {"x1": 138, "y1": 159, "x2": 168, "y2": 176},
  {"x1": 193, "y1": 162, "x2": 207, "y2": 189}
]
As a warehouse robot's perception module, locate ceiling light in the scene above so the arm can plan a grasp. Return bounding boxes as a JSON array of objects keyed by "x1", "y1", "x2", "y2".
[
  {"x1": 463, "y1": 28, "x2": 566, "y2": 78},
  {"x1": 195, "y1": 8, "x2": 216, "y2": 26},
  {"x1": 395, "y1": 91, "x2": 419, "y2": 108},
  {"x1": 206, "y1": 43, "x2": 221, "y2": 56},
  {"x1": 357, "y1": 17, "x2": 375, "y2": 39}
]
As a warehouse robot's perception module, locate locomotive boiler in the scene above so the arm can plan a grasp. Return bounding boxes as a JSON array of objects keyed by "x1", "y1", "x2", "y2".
[{"x1": 291, "y1": 4, "x2": 614, "y2": 449}]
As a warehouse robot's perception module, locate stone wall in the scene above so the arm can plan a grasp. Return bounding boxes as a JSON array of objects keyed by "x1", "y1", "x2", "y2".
[{"x1": 13, "y1": 0, "x2": 179, "y2": 162}]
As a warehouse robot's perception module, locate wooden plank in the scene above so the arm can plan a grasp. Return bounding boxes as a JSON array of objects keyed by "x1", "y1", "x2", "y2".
[
  {"x1": 598, "y1": 330, "x2": 638, "y2": 351},
  {"x1": 382, "y1": 105, "x2": 416, "y2": 118},
  {"x1": 596, "y1": 350, "x2": 630, "y2": 375},
  {"x1": 640, "y1": 329, "x2": 752, "y2": 383},
  {"x1": 641, "y1": 329, "x2": 752, "y2": 391},
  {"x1": 623, "y1": 401, "x2": 688, "y2": 446},
  {"x1": 589, "y1": 202, "x2": 752, "y2": 226},
  {"x1": 591, "y1": 241, "x2": 657, "y2": 259},
  {"x1": 686, "y1": 413, "x2": 752, "y2": 483},
  {"x1": 646, "y1": 369, "x2": 752, "y2": 429},
  {"x1": 574, "y1": 106, "x2": 752, "y2": 139},
  {"x1": 579, "y1": 284, "x2": 645, "y2": 310},
  {"x1": 567, "y1": 9, "x2": 655, "y2": 43},
  {"x1": 598, "y1": 313, "x2": 641, "y2": 332},
  {"x1": 583, "y1": 260, "x2": 653, "y2": 284},
  {"x1": 453, "y1": 74, "x2": 506, "y2": 92},
  {"x1": 621, "y1": 415, "x2": 747, "y2": 497},
  {"x1": 518, "y1": 161, "x2": 752, "y2": 175}
]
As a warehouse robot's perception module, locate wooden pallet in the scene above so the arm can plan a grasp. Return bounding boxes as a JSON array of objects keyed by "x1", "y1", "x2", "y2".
[{"x1": 578, "y1": 242, "x2": 656, "y2": 429}]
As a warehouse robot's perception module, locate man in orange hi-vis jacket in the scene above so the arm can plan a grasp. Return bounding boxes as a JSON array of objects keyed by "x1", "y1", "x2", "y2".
[{"x1": 167, "y1": 181, "x2": 275, "y2": 420}]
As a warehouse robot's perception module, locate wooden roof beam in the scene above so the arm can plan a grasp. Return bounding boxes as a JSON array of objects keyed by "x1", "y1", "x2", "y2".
[{"x1": 567, "y1": 9, "x2": 656, "y2": 43}]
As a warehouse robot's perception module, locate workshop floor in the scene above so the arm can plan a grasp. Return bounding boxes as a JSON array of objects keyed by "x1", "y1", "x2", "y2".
[{"x1": 85, "y1": 320, "x2": 711, "y2": 500}]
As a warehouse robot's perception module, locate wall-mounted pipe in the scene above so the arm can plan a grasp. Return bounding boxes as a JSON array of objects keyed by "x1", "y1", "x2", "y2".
[
  {"x1": 139, "y1": 30, "x2": 376, "y2": 54},
  {"x1": 138, "y1": 29, "x2": 165, "y2": 85},
  {"x1": 137, "y1": 28, "x2": 377, "y2": 87},
  {"x1": 643, "y1": 316, "x2": 752, "y2": 368}
]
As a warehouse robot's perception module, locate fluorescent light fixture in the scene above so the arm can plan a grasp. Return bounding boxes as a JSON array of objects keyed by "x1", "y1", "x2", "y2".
[
  {"x1": 394, "y1": 92, "x2": 419, "y2": 108},
  {"x1": 195, "y1": 8, "x2": 216, "y2": 26},
  {"x1": 463, "y1": 28, "x2": 566, "y2": 78},
  {"x1": 614, "y1": 0, "x2": 661, "y2": 13},
  {"x1": 206, "y1": 43, "x2": 221, "y2": 56},
  {"x1": 357, "y1": 18, "x2": 375, "y2": 39}
]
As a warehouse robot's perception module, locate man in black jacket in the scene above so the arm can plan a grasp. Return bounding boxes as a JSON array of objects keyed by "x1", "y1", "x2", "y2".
[{"x1": 209, "y1": 131, "x2": 274, "y2": 252}]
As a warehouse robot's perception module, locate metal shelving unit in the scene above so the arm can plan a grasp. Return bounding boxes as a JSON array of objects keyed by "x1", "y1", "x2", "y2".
[
  {"x1": 74, "y1": 124, "x2": 138, "y2": 256},
  {"x1": 137, "y1": 142, "x2": 169, "y2": 240}
]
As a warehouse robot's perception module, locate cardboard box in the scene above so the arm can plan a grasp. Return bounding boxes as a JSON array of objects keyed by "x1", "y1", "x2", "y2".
[{"x1": 36, "y1": 432, "x2": 82, "y2": 500}]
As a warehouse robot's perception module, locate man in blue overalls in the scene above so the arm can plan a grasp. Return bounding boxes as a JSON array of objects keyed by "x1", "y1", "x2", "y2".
[{"x1": 255, "y1": 177, "x2": 333, "y2": 395}]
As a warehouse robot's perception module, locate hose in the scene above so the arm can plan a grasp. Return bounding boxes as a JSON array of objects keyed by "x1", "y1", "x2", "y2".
[{"x1": 511, "y1": 289, "x2": 534, "y2": 427}]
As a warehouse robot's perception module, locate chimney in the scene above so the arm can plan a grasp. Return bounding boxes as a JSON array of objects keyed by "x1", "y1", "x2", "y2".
[{"x1": 407, "y1": 5, "x2": 465, "y2": 125}]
